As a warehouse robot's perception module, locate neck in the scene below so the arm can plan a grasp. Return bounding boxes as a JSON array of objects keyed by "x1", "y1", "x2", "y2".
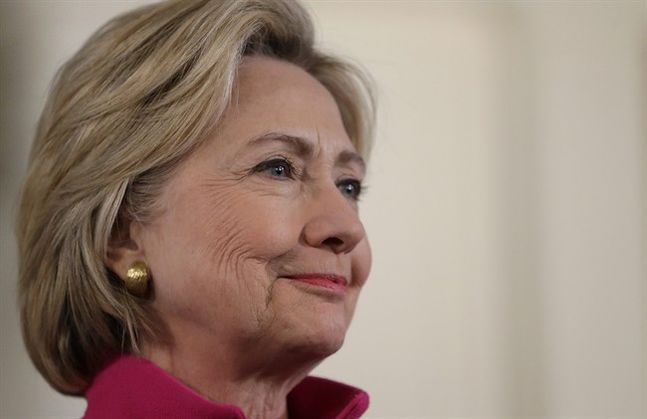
[{"x1": 142, "y1": 333, "x2": 324, "y2": 419}]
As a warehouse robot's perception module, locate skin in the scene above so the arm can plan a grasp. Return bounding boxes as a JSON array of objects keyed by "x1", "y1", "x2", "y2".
[{"x1": 107, "y1": 56, "x2": 371, "y2": 419}]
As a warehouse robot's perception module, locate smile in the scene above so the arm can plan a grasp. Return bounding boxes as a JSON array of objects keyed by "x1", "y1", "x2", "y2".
[{"x1": 283, "y1": 273, "x2": 348, "y2": 294}]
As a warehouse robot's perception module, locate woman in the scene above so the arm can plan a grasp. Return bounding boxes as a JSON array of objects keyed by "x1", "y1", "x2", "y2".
[{"x1": 17, "y1": 0, "x2": 375, "y2": 418}]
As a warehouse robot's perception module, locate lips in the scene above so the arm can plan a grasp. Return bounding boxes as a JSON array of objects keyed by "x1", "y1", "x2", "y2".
[{"x1": 284, "y1": 273, "x2": 348, "y2": 293}]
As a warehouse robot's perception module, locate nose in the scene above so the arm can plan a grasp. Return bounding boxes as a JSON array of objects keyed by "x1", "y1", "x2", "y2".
[{"x1": 301, "y1": 184, "x2": 366, "y2": 254}]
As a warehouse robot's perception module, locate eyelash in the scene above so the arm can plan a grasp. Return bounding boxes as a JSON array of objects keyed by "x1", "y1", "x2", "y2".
[
  {"x1": 252, "y1": 157, "x2": 298, "y2": 179},
  {"x1": 251, "y1": 157, "x2": 364, "y2": 201}
]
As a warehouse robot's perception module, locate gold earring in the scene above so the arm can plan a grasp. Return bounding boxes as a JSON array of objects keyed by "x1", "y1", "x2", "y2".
[{"x1": 125, "y1": 261, "x2": 149, "y2": 297}]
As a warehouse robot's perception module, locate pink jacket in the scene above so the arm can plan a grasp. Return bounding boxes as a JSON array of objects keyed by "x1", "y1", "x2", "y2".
[{"x1": 84, "y1": 355, "x2": 369, "y2": 418}]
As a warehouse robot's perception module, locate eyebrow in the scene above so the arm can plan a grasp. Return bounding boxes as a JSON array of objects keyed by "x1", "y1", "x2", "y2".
[{"x1": 248, "y1": 132, "x2": 366, "y2": 173}]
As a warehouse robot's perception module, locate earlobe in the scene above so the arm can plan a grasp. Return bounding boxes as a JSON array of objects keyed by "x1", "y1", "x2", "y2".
[{"x1": 105, "y1": 219, "x2": 146, "y2": 284}]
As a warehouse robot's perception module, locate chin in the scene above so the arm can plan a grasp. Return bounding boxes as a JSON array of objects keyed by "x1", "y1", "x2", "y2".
[
  {"x1": 280, "y1": 312, "x2": 350, "y2": 360},
  {"x1": 266, "y1": 311, "x2": 348, "y2": 361},
  {"x1": 284, "y1": 332, "x2": 346, "y2": 364},
  {"x1": 266, "y1": 280, "x2": 357, "y2": 360},
  {"x1": 307, "y1": 327, "x2": 347, "y2": 357}
]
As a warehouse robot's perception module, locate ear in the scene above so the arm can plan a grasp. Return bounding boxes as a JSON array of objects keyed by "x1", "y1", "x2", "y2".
[{"x1": 106, "y1": 218, "x2": 146, "y2": 281}]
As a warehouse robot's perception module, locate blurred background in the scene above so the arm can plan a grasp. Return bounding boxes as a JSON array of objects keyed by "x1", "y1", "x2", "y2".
[{"x1": 1, "y1": 1, "x2": 645, "y2": 418}]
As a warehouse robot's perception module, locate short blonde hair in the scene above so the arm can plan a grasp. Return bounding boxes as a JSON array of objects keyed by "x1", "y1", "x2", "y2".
[{"x1": 17, "y1": 0, "x2": 374, "y2": 395}]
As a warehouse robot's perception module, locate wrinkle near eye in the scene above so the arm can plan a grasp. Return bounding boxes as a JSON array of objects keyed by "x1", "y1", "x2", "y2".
[{"x1": 199, "y1": 173, "x2": 248, "y2": 189}]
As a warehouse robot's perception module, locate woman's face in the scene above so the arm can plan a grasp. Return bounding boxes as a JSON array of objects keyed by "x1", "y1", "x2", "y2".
[{"x1": 134, "y1": 57, "x2": 371, "y2": 361}]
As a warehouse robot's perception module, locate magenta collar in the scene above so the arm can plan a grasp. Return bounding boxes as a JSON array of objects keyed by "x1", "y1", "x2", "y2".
[{"x1": 84, "y1": 354, "x2": 369, "y2": 419}]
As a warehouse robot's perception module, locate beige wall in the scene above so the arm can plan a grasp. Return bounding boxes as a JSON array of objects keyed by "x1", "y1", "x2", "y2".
[{"x1": 1, "y1": 1, "x2": 645, "y2": 418}]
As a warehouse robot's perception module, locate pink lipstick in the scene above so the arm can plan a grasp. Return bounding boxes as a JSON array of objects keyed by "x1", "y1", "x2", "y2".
[{"x1": 284, "y1": 273, "x2": 348, "y2": 293}]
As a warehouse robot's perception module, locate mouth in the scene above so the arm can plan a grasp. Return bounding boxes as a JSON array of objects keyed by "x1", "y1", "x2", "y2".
[{"x1": 283, "y1": 273, "x2": 348, "y2": 294}]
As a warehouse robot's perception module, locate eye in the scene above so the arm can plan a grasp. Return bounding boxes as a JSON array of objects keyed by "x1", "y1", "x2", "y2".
[
  {"x1": 337, "y1": 179, "x2": 363, "y2": 201},
  {"x1": 253, "y1": 158, "x2": 295, "y2": 179}
]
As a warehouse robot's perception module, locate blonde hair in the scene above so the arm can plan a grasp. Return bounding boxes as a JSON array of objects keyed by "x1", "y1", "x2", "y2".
[{"x1": 17, "y1": 0, "x2": 374, "y2": 395}]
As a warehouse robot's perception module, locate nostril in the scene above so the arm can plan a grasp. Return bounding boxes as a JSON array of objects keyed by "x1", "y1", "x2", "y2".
[{"x1": 321, "y1": 236, "x2": 344, "y2": 251}]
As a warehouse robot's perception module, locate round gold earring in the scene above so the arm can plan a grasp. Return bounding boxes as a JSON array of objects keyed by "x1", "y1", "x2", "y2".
[{"x1": 125, "y1": 261, "x2": 149, "y2": 297}]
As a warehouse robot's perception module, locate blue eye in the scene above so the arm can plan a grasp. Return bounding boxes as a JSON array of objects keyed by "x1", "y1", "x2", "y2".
[
  {"x1": 337, "y1": 179, "x2": 362, "y2": 200},
  {"x1": 269, "y1": 162, "x2": 289, "y2": 177},
  {"x1": 254, "y1": 158, "x2": 294, "y2": 179}
]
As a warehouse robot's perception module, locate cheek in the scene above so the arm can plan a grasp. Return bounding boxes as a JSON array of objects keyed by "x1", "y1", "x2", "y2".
[
  {"x1": 190, "y1": 185, "x2": 301, "y2": 265},
  {"x1": 220, "y1": 193, "x2": 305, "y2": 264},
  {"x1": 351, "y1": 237, "x2": 372, "y2": 288},
  {"x1": 145, "y1": 185, "x2": 304, "y2": 301}
]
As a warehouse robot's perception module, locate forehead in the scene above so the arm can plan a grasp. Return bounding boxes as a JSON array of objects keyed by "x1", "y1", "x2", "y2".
[
  {"x1": 214, "y1": 56, "x2": 353, "y2": 152},
  {"x1": 234, "y1": 56, "x2": 340, "y2": 120}
]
